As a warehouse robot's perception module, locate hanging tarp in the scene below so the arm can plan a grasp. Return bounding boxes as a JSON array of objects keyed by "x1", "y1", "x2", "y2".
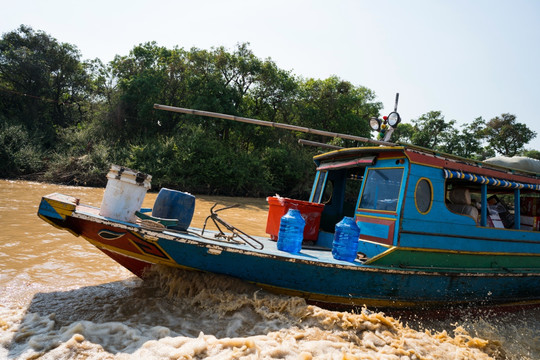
[
  {"x1": 484, "y1": 156, "x2": 540, "y2": 174},
  {"x1": 443, "y1": 169, "x2": 540, "y2": 191},
  {"x1": 317, "y1": 156, "x2": 375, "y2": 171}
]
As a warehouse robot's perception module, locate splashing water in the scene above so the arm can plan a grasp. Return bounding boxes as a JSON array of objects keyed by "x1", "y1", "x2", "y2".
[{"x1": 1, "y1": 266, "x2": 508, "y2": 359}]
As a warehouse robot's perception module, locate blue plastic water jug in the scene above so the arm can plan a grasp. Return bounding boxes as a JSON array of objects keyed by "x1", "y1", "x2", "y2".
[
  {"x1": 332, "y1": 217, "x2": 360, "y2": 262},
  {"x1": 277, "y1": 209, "x2": 305, "y2": 253}
]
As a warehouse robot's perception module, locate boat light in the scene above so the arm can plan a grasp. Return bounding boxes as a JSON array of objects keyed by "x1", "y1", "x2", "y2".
[
  {"x1": 387, "y1": 112, "x2": 401, "y2": 127},
  {"x1": 369, "y1": 117, "x2": 382, "y2": 131}
]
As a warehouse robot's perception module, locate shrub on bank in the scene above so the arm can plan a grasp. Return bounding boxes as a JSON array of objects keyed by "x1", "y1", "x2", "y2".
[
  {"x1": 35, "y1": 122, "x2": 314, "y2": 198},
  {"x1": 42, "y1": 143, "x2": 112, "y2": 187},
  {"x1": 0, "y1": 121, "x2": 45, "y2": 178}
]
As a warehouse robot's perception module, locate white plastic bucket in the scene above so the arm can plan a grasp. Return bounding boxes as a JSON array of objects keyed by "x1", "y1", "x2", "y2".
[{"x1": 99, "y1": 165, "x2": 152, "y2": 222}]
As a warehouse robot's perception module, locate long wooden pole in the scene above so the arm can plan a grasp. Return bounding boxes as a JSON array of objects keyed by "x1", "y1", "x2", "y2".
[
  {"x1": 153, "y1": 104, "x2": 395, "y2": 146},
  {"x1": 298, "y1": 139, "x2": 343, "y2": 150}
]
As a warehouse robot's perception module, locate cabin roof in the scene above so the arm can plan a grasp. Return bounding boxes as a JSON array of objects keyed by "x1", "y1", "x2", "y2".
[
  {"x1": 313, "y1": 144, "x2": 540, "y2": 183},
  {"x1": 313, "y1": 146, "x2": 405, "y2": 164}
]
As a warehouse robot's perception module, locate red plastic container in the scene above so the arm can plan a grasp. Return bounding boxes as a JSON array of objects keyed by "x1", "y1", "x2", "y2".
[{"x1": 266, "y1": 197, "x2": 324, "y2": 242}]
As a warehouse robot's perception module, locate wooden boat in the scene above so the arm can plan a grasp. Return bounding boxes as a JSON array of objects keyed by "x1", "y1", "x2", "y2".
[{"x1": 37, "y1": 104, "x2": 540, "y2": 309}]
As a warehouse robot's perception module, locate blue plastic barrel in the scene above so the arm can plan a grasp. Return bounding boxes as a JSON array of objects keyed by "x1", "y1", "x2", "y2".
[
  {"x1": 332, "y1": 217, "x2": 360, "y2": 262},
  {"x1": 152, "y1": 188, "x2": 195, "y2": 231},
  {"x1": 277, "y1": 209, "x2": 305, "y2": 253}
]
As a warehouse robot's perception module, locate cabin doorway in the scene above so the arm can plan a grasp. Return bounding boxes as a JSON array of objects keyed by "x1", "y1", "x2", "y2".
[{"x1": 310, "y1": 167, "x2": 365, "y2": 233}]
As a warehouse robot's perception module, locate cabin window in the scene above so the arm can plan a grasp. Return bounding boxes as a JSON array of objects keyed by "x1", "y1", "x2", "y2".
[
  {"x1": 520, "y1": 193, "x2": 540, "y2": 230},
  {"x1": 310, "y1": 171, "x2": 328, "y2": 203},
  {"x1": 415, "y1": 178, "x2": 432, "y2": 214},
  {"x1": 486, "y1": 191, "x2": 540, "y2": 230},
  {"x1": 445, "y1": 182, "x2": 533, "y2": 229},
  {"x1": 344, "y1": 167, "x2": 364, "y2": 214},
  {"x1": 444, "y1": 169, "x2": 539, "y2": 230},
  {"x1": 446, "y1": 185, "x2": 480, "y2": 223},
  {"x1": 359, "y1": 168, "x2": 404, "y2": 212}
]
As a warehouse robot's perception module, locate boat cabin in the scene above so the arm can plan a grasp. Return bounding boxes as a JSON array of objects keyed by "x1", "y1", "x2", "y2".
[{"x1": 303, "y1": 145, "x2": 540, "y2": 261}]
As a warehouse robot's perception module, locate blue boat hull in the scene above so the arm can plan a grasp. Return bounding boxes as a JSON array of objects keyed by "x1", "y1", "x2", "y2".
[
  {"x1": 38, "y1": 192, "x2": 540, "y2": 309},
  {"x1": 157, "y1": 235, "x2": 540, "y2": 308}
]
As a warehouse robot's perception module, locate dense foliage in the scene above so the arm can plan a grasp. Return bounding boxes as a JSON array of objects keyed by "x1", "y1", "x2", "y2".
[{"x1": 0, "y1": 26, "x2": 538, "y2": 197}]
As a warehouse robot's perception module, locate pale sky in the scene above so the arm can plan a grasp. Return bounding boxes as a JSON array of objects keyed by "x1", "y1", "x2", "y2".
[{"x1": 2, "y1": 0, "x2": 539, "y2": 151}]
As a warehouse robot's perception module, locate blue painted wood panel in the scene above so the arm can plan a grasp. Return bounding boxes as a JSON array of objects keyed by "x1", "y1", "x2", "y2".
[{"x1": 399, "y1": 163, "x2": 540, "y2": 254}]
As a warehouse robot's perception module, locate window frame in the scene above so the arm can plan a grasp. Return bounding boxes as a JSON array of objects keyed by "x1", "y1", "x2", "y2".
[
  {"x1": 310, "y1": 170, "x2": 328, "y2": 203},
  {"x1": 358, "y1": 167, "x2": 405, "y2": 213},
  {"x1": 415, "y1": 177, "x2": 433, "y2": 215}
]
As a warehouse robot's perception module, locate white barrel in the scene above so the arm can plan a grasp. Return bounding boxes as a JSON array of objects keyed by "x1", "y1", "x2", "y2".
[{"x1": 99, "y1": 165, "x2": 152, "y2": 222}]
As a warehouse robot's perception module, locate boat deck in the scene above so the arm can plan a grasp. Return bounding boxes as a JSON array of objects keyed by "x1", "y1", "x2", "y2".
[{"x1": 60, "y1": 194, "x2": 366, "y2": 268}]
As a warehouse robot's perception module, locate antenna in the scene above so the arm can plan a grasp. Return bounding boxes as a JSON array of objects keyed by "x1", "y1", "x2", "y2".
[{"x1": 394, "y1": 93, "x2": 399, "y2": 112}]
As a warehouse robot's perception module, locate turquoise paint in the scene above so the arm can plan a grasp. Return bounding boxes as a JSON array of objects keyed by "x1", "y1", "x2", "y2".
[
  {"x1": 399, "y1": 162, "x2": 540, "y2": 256},
  {"x1": 360, "y1": 222, "x2": 390, "y2": 240},
  {"x1": 316, "y1": 231, "x2": 334, "y2": 248},
  {"x1": 38, "y1": 201, "x2": 63, "y2": 220},
  {"x1": 309, "y1": 171, "x2": 320, "y2": 202},
  {"x1": 357, "y1": 240, "x2": 388, "y2": 258}
]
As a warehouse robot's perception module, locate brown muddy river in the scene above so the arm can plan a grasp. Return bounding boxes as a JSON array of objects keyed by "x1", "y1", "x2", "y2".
[{"x1": 0, "y1": 179, "x2": 538, "y2": 359}]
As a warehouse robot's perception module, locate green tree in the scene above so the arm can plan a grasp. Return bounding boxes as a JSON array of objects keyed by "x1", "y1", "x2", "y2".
[
  {"x1": 440, "y1": 117, "x2": 486, "y2": 158},
  {"x1": 410, "y1": 111, "x2": 456, "y2": 149},
  {"x1": 296, "y1": 76, "x2": 381, "y2": 146},
  {"x1": 521, "y1": 149, "x2": 540, "y2": 160},
  {"x1": 391, "y1": 122, "x2": 414, "y2": 144},
  {"x1": 459, "y1": 117, "x2": 486, "y2": 158},
  {"x1": 110, "y1": 42, "x2": 180, "y2": 138},
  {"x1": 231, "y1": 58, "x2": 300, "y2": 152},
  {"x1": 215, "y1": 43, "x2": 262, "y2": 111},
  {"x1": 248, "y1": 60, "x2": 298, "y2": 123},
  {"x1": 484, "y1": 113, "x2": 537, "y2": 156},
  {"x1": 0, "y1": 25, "x2": 91, "y2": 146}
]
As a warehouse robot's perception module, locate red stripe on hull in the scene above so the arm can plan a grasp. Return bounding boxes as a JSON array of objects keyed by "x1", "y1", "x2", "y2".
[{"x1": 78, "y1": 220, "x2": 141, "y2": 254}]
